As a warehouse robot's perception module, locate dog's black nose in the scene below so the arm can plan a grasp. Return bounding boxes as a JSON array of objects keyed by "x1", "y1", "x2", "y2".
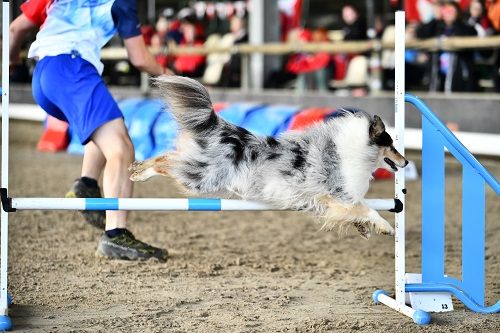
[{"x1": 404, "y1": 160, "x2": 409, "y2": 167}]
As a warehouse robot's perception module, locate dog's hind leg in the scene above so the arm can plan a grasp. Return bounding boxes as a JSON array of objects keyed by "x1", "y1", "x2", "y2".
[
  {"x1": 129, "y1": 154, "x2": 172, "y2": 182},
  {"x1": 321, "y1": 197, "x2": 394, "y2": 239}
]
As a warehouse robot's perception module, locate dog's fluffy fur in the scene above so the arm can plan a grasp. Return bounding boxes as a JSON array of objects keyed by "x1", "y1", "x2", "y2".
[{"x1": 129, "y1": 76, "x2": 408, "y2": 239}]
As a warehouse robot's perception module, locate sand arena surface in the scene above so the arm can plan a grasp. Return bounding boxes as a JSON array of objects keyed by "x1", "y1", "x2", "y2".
[{"x1": 3, "y1": 120, "x2": 500, "y2": 332}]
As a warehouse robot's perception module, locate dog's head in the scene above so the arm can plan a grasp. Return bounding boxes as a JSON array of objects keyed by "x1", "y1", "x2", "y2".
[{"x1": 369, "y1": 115, "x2": 408, "y2": 172}]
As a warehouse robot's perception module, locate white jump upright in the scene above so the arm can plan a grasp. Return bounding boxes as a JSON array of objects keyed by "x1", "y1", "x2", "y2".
[
  {"x1": 372, "y1": 11, "x2": 430, "y2": 325},
  {"x1": 1, "y1": 0, "x2": 12, "y2": 330},
  {"x1": 393, "y1": 10, "x2": 407, "y2": 318}
]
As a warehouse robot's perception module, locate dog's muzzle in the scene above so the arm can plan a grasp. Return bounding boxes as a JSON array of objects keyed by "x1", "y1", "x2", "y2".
[{"x1": 384, "y1": 157, "x2": 408, "y2": 171}]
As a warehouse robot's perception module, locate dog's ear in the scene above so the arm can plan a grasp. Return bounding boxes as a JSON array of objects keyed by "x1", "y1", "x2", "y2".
[{"x1": 369, "y1": 115, "x2": 385, "y2": 139}]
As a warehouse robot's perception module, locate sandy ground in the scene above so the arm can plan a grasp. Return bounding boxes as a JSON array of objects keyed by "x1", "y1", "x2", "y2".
[{"x1": 2, "y1": 120, "x2": 499, "y2": 332}]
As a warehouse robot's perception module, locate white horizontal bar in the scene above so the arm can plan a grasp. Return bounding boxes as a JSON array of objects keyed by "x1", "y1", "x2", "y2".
[
  {"x1": 1, "y1": 104, "x2": 46, "y2": 122},
  {"x1": 219, "y1": 200, "x2": 269, "y2": 210},
  {"x1": 363, "y1": 198, "x2": 397, "y2": 211},
  {"x1": 10, "y1": 198, "x2": 396, "y2": 212},
  {"x1": 117, "y1": 198, "x2": 190, "y2": 211},
  {"x1": 13, "y1": 198, "x2": 86, "y2": 210}
]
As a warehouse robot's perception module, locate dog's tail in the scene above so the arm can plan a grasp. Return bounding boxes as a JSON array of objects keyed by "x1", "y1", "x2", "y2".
[{"x1": 154, "y1": 75, "x2": 218, "y2": 133}]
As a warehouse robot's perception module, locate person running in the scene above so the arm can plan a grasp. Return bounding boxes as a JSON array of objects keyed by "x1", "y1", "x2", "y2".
[{"x1": 28, "y1": 0, "x2": 170, "y2": 262}]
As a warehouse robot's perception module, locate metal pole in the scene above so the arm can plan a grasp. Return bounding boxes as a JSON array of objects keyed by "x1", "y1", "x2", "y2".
[
  {"x1": 394, "y1": 10, "x2": 406, "y2": 308},
  {"x1": 147, "y1": 0, "x2": 155, "y2": 25},
  {"x1": 366, "y1": 0, "x2": 375, "y2": 38},
  {"x1": 241, "y1": 54, "x2": 249, "y2": 92},
  {"x1": 249, "y1": 0, "x2": 264, "y2": 90},
  {"x1": 1, "y1": 0, "x2": 11, "y2": 319},
  {"x1": 140, "y1": 72, "x2": 149, "y2": 96}
]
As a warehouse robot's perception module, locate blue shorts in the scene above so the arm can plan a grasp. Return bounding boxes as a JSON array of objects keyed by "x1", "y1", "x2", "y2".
[{"x1": 32, "y1": 54, "x2": 123, "y2": 144}]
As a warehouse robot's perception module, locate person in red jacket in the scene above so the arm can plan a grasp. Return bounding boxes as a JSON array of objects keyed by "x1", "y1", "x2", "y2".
[{"x1": 486, "y1": 0, "x2": 500, "y2": 91}]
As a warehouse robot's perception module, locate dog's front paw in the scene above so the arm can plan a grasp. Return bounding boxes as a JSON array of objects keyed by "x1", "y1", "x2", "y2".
[
  {"x1": 372, "y1": 217, "x2": 394, "y2": 236},
  {"x1": 130, "y1": 169, "x2": 155, "y2": 182},
  {"x1": 353, "y1": 221, "x2": 372, "y2": 239},
  {"x1": 128, "y1": 160, "x2": 144, "y2": 172}
]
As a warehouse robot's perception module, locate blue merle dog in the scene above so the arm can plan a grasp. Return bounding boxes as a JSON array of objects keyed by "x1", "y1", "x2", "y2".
[{"x1": 129, "y1": 76, "x2": 408, "y2": 239}]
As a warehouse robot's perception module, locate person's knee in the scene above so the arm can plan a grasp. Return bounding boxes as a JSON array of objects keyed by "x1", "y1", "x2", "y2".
[
  {"x1": 106, "y1": 136, "x2": 135, "y2": 164},
  {"x1": 92, "y1": 119, "x2": 135, "y2": 164}
]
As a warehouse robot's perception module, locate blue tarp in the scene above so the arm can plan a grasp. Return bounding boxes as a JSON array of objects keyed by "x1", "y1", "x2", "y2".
[
  {"x1": 241, "y1": 104, "x2": 301, "y2": 136},
  {"x1": 66, "y1": 98, "x2": 312, "y2": 161},
  {"x1": 150, "y1": 109, "x2": 178, "y2": 157},
  {"x1": 125, "y1": 99, "x2": 164, "y2": 160},
  {"x1": 217, "y1": 102, "x2": 265, "y2": 126}
]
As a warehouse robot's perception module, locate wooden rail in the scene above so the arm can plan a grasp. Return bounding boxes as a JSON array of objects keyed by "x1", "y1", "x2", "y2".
[{"x1": 99, "y1": 35, "x2": 500, "y2": 59}]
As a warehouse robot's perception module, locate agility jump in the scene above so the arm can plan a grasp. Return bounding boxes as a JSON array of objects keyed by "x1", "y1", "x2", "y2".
[
  {"x1": 372, "y1": 11, "x2": 499, "y2": 325},
  {"x1": 1, "y1": 5, "x2": 499, "y2": 330}
]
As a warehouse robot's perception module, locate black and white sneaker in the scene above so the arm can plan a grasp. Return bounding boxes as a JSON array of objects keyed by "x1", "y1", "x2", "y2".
[{"x1": 96, "y1": 230, "x2": 168, "y2": 262}]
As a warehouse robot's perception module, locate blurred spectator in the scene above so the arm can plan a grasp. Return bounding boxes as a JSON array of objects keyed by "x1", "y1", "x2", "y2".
[
  {"x1": 330, "y1": 5, "x2": 368, "y2": 90},
  {"x1": 141, "y1": 25, "x2": 155, "y2": 46},
  {"x1": 151, "y1": 8, "x2": 182, "y2": 49},
  {"x1": 151, "y1": 8, "x2": 181, "y2": 70},
  {"x1": 416, "y1": 1, "x2": 445, "y2": 37},
  {"x1": 485, "y1": 0, "x2": 500, "y2": 91},
  {"x1": 406, "y1": 0, "x2": 440, "y2": 24},
  {"x1": 417, "y1": 1, "x2": 479, "y2": 92},
  {"x1": 341, "y1": 4, "x2": 367, "y2": 41},
  {"x1": 405, "y1": 22, "x2": 432, "y2": 89},
  {"x1": 466, "y1": 0, "x2": 495, "y2": 36},
  {"x1": 466, "y1": 0, "x2": 495, "y2": 68},
  {"x1": 221, "y1": 15, "x2": 248, "y2": 87},
  {"x1": 285, "y1": 28, "x2": 332, "y2": 92},
  {"x1": 486, "y1": 0, "x2": 500, "y2": 30},
  {"x1": 373, "y1": 15, "x2": 387, "y2": 39},
  {"x1": 173, "y1": 8, "x2": 206, "y2": 77}
]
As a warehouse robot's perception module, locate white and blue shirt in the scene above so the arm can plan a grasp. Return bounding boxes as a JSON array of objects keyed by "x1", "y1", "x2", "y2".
[{"x1": 28, "y1": 0, "x2": 141, "y2": 74}]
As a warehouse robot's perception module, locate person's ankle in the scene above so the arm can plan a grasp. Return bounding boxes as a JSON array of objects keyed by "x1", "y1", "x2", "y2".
[
  {"x1": 79, "y1": 176, "x2": 99, "y2": 188},
  {"x1": 105, "y1": 228, "x2": 128, "y2": 238}
]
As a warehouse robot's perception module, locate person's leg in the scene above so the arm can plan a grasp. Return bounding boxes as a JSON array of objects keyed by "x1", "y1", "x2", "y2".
[
  {"x1": 91, "y1": 118, "x2": 168, "y2": 262},
  {"x1": 36, "y1": 55, "x2": 166, "y2": 261},
  {"x1": 64, "y1": 142, "x2": 107, "y2": 229},
  {"x1": 315, "y1": 68, "x2": 328, "y2": 92},
  {"x1": 90, "y1": 118, "x2": 134, "y2": 230},
  {"x1": 81, "y1": 142, "x2": 106, "y2": 180},
  {"x1": 34, "y1": 56, "x2": 105, "y2": 229},
  {"x1": 296, "y1": 74, "x2": 306, "y2": 92}
]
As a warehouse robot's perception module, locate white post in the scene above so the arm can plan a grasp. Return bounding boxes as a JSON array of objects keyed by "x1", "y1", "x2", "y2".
[
  {"x1": 249, "y1": 0, "x2": 264, "y2": 90},
  {"x1": 373, "y1": 11, "x2": 431, "y2": 325},
  {"x1": 394, "y1": 10, "x2": 406, "y2": 308},
  {"x1": 1, "y1": 0, "x2": 11, "y2": 316}
]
